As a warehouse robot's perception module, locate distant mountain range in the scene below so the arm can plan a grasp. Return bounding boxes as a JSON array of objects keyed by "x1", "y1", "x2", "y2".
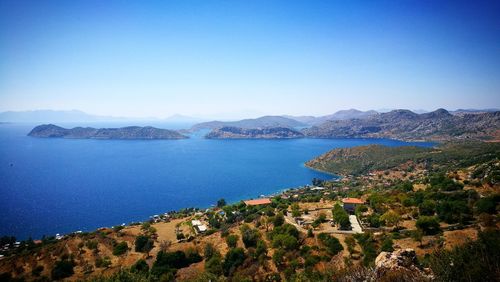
[
  {"x1": 12, "y1": 108, "x2": 500, "y2": 141},
  {"x1": 303, "y1": 109, "x2": 500, "y2": 141},
  {"x1": 190, "y1": 116, "x2": 306, "y2": 131},
  {"x1": 205, "y1": 126, "x2": 304, "y2": 139},
  {"x1": 28, "y1": 124, "x2": 187, "y2": 139},
  {"x1": 0, "y1": 110, "x2": 125, "y2": 123}
]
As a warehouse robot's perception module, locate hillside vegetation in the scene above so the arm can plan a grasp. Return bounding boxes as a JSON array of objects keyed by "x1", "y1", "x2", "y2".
[{"x1": 306, "y1": 141, "x2": 500, "y2": 176}]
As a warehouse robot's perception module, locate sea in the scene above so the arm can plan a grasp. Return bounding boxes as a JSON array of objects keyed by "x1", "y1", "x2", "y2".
[{"x1": 0, "y1": 122, "x2": 434, "y2": 240}]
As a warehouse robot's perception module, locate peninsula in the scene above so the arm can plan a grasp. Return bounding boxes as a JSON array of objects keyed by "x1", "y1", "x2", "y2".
[
  {"x1": 205, "y1": 126, "x2": 304, "y2": 139},
  {"x1": 28, "y1": 124, "x2": 188, "y2": 140}
]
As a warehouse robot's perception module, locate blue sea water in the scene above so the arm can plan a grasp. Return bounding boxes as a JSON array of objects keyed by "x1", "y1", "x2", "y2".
[{"x1": 0, "y1": 123, "x2": 434, "y2": 239}]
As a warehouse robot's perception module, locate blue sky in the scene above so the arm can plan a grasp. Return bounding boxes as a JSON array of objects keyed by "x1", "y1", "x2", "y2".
[{"x1": 1, "y1": 0, "x2": 499, "y2": 118}]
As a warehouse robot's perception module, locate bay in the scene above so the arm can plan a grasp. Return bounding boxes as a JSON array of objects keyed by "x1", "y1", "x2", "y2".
[{"x1": 0, "y1": 123, "x2": 433, "y2": 239}]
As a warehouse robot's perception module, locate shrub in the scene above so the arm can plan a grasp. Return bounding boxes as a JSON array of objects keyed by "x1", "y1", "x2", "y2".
[
  {"x1": 223, "y1": 247, "x2": 246, "y2": 276},
  {"x1": 429, "y1": 230, "x2": 500, "y2": 281},
  {"x1": 273, "y1": 212, "x2": 285, "y2": 227},
  {"x1": 112, "y1": 241, "x2": 128, "y2": 256},
  {"x1": 204, "y1": 243, "x2": 218, "y2": 260},
  {"x1": 135, "y1": 235, "x2": 154, "y2": 253},
  {"x1": 51, "y1": 259, "x2": 75, "y2": 280},
  {"x1": 95, "y1": 256, "x2": 112, "y2": 268},
  {"x1": 226, "y1": 234, "x2": 238, "y2": 248},
  {"x1": 418, "y1": 200, "x2": 436, "y2": 216},
  {"x1": 131, "y1": 259, "x2": 149, "y2": 274},
  {"x1": 317, "y1": 233, "x2": 343, "y2": 256},
  {"x1": 205, "y1": 254, "x2": 223, "y2": 275},
  {"x1": 381, "y1": 237, "x2": 394, "y2": 252},
  {"x1": 416, "y1": 216, "x2": 441, "y2": 235},
  {"x1": 272, "y1": 234, "x2": 298, "y2": 250},
  {"x1": 475, "y1": 195, "x2": 499, "y2": 214},
  {"x1": 151, "y1": 250, "x2": 194, "y2": 277},
  {"x1": 240, "y1": 225, "x2": 259, "y2": 248}
]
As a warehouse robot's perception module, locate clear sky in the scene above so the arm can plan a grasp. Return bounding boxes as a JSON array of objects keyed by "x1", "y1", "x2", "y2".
[{"x1": 1, "y1": 0, "x2": 499, "y2": 119}]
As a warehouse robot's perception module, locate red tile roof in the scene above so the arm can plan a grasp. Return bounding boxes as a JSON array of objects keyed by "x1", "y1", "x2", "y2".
[
  {"x1": 244, "y1": 198, "x2": 272, "y2": 206},
  {"x1": 342, "y1": 198, "x2": 364, "y2": 204}
]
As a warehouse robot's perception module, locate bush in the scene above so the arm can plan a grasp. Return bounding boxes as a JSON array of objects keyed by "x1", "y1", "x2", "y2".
[
  {"x1": 475, "y1": 195, "x2": 499, "y2": 214},
  {"x1": 416, "y1": 216, "x2": 441, "y2": 235},
  {"x1": 95, "y1": 256, "x2": 112, "y2": 268},
  {"x1": 381, "y1": 237, "x2": 394, "y2": 252},
  {"x1": 418, "y1": 200, "x2": 436, "y2": 216},
  {"x1": 135, "y1": 235, "x2": 154, "y2": 253},
  {"x1": 430, "y1": 230, "x2": 500, "y2": 281},
  {"x1": 131, "y1": 259, "x2": 149, "y2": 274},
  {"x1": 51, "y1": 259, "x2": 75, "y2": 280},
  {"x1": 272, "y1": 234, "x2": 298, "y2": 250},
  {"x1": 273, "y1": 212, "x2": 285, "y2": 227},
  {"x1": 204, "y1": 243, "x2": 218, "y2": 260},
  {"x1": 226, "y1": 234, "x2": 238, "y2": 248},
  {"x1": 317, "y1": 233, "x2": 343, "y2": 256},
  {"x1": 240, "y1": 225, "x2": 259, "y2": 248},
  {"x1": 151, "y1": 250, "x2": 194, "y2": 277},
  {"x1": 436, "y1": 200, "x2": 471, "y2": 224},
  {"x1": 223, "y1": 247, "x2": 246, "y2": 276},
  {"x1": 112, "y1": 241, "x2": 128, "y2": 256},
  {"x1": 205, "y1": 254, "x2": 223, "y2": 275}
]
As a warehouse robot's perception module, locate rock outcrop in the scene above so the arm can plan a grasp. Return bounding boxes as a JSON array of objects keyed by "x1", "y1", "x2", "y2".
[{"x1": 374, "y1": 249, "x2": 433, "y2": 281}]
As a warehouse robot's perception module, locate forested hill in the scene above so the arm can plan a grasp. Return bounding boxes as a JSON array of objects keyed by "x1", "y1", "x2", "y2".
[{"x1": 305, "y1": 141, "x2": 500, "y2": 176}]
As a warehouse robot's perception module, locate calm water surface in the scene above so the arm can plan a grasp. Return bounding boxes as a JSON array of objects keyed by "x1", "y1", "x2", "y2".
[{"x1": 0, "y1": 123, "x2": 434, "y2": 239}]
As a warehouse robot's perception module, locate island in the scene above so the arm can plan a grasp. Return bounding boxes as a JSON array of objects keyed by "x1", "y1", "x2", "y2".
[
  {"x1": 28, "y1": 124, "x2": 188, "y2": 140},
  {"x1": 205, "y1": 126, "x2": 304, "y2": 139}
]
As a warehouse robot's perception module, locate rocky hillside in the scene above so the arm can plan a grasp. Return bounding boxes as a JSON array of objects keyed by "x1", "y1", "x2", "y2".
[
  {"x1": 205, "y1": 126, "x2": 304, "y2": 139},
  {"x1": 28, "y1": 124, "x2": 188, "y2": 139},
  {"x1": 303, "y1": 109, "x2": 500, "y2": 141},
  {"x1": 190, "y1": 116, "x2": 305, "y2": 131}
]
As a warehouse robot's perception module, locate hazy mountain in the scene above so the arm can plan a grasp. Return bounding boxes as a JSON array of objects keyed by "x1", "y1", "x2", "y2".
[
  {"x1": 0, "y1": 110, "x2": 124, "y2": 123},
  {"x1": 164, "y1": 114, "x2": 206, "y2": 124},
  {"x1": 450, "y1": 108, "x2": 500, "y2": 116},
  {"x1": 303, "y1": 109, "x2": 500, "y2": 141},
  {"x1": 286, "y1": 109, "x2": 379, "y2": 125},
  {"x1": 190, "y1": 115, "x2": 306, "y2": 131}
]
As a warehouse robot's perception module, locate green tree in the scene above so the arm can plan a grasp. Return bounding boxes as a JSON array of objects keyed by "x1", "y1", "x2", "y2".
[
  {"x1": 418, "y1": 200, "x2": 436, "y2": 216},
  {"x1": 223, "y1": 248, "x2": 246, "y2": 276},
  {"x1": 113, "y1": 241, "x2": 128, "y2": 256},
  {"x1": 416, "y1": 216, "x2": 440, "y2": 235},
  {"x1": 317, "y1": 233, "x2": 343, "y2": 256},
  {"x1": 380, "y1": 210, "x2": 401, "y2": 228},
  {"x1": 291, "y1": 203, "x2": 301, "y2": 217},
  {"x1": 135, "y1": 235, "x2": 154, "y2": 253},
  {"x1": 240, "y1": 225, "x2": 259, "y2": 248},
  {"x1": 217, "y1": 198, "x2": 227, "y2": 208},
  {"x1": 273, "y1": 212, "x2": 285, "y2": 227}
]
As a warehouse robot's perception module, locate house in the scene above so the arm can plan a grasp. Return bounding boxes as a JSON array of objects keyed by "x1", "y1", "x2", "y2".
[
  {"x1": 243, "y1": 198, "x2": 271, "y2": 206},
  {"x1": 342, "y1": 198, "x2": 364, "y2": 213},
  {"x1": 191, "y1": 220, "x2": 208, "y2": 234}
]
